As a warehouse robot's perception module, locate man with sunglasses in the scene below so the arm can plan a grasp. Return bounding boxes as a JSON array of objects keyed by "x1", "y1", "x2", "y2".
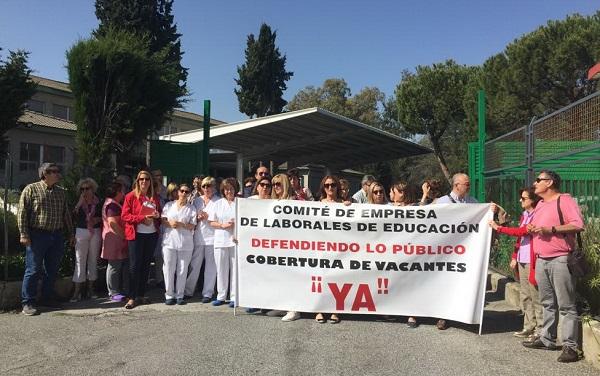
[
  {"x1": 522, "y1": 170, "x2": 584, "y2": 363},
  {"x1": 17, "y1": 163, "x2": 74, "y2": 316}
]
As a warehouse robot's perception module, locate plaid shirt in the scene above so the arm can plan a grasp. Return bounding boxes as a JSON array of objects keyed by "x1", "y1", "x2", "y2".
[{"x1": 17, "y1": 180, "x2": 74, "y2": 239}]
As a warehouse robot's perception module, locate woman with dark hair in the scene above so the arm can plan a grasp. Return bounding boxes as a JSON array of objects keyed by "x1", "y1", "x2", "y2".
[
  {"x1": 209, "y1": 178, "x2": 240, "y2": 307},
  {"x1": 489, "y1": 187, "x2": 543, "y2": 340},
  {"x1": 419, "y1": 179, "x2": 443, "y2": 205},
  {"x1": 121, "y1": 170, "x2": 161, "y2": 309},
  {"x1": 161, "y1": 183, "x2": 196, "y2": 305},
  {"x1": 389, "y1": 181, "x2": 418, "y2": 206},
  {"x1": 101, "y1": 182, "x2": 128, "y2": 302},
  {"x1": 315, "y1": 175, "x2": 347, "y2": 324},
  {"x1": 339, "y1": 179, "x2": 351, "y2": 202},
  {"x1": 70, "y1": 177, "x2": 102, "y2": 302},
  {"x1": 250, "y1": 175, "x2": 271, "y2": 199},
  {"x1": 287, "y1": 168, "x2": 314, "y2": 201}
]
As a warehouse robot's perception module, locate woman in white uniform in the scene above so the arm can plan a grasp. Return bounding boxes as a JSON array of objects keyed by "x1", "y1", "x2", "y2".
[
  {"x1": 209, "y1": 178, "x2": 239, "y2": 308},
  {"x1": 186, "y1": 176, "x2": 219, "y2": 302},
  {"x1": 161, "y1": 183, "x2": 197, "y2": 305}
]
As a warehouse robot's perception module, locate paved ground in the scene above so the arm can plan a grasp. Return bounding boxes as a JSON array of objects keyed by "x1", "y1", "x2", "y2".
[{"x1": 1, "y1": 288, "x2": 597, "y2": 376}]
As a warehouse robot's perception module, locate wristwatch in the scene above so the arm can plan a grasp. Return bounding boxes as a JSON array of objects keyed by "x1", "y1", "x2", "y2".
[{"x1": 551, "y1": 226, "x2": 557, "y2": 234}]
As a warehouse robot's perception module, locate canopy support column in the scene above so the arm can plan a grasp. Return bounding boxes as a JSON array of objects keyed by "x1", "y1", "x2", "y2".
[{"x1": 236, "y1": 153, "x2": 244, "y2": 191}]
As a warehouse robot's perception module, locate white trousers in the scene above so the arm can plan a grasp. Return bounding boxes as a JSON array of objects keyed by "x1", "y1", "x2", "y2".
[
  {"x1": 214, "y1": 246, "x2": 236, "y2": 302},
  {"x1": 184, "y1": 244, "x2": 217, "y2": 298},
  {"x1": 72, "y1": 228, "x2": 101, "y2": 283},
  {"x1": 162, "y1": 247, "x2": 193, "y2": 299}
]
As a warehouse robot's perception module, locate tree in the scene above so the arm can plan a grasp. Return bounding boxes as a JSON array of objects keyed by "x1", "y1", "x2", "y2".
[
  {"x1": 94, "y1": 0, "x2": 187, "y2": 99},
  {"x1": 476, "y1": 12, "x2": 600, "y2": 138},
  {"x1": 396, "y1": 60, "x2": 477, "y2": 181},
  {"x1": 0, "y1": 49, "x2": 36, "y2": 156},
  {"x1": 287, "y1": 78, "x2": 385, "y2": 126},
  {"x1": 66, "y1": 28, "x2": 182, "y2": 180},
  {"x1": 235, "y1": 23, "x2": 293, "y2": 118}
]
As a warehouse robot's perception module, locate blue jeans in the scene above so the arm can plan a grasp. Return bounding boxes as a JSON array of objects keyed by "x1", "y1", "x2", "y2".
[{"x1": 21, "y1": 229, "x2": 65, "y2": 305}]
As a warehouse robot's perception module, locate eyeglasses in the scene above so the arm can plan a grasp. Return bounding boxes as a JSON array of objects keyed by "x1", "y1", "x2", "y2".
[
  {"x1": 258, "y1": 171, "x2": 269, "y2": 177},
  {"x1": 324, "y1": 183, "x2": 337, "y2": 189},
  {"x1": 259, "y1": 182, "x2": 271, "y2": 188},
  {"x1": 273, "y1": 182, "x2": 282, "y2": 187},
  {"x1": 80, "y1": 186, "x2": 91, "y2": 191},
  {"x1": 46, "y1": 169, "x2": 60, "y2": 174},
  {"x1": 519, "y1": 196, "x2": 530, "y2": 201},
  {"x1": 138, "y1": 177, "x2": 150, "y2": 181},
  {"x1": 179, "y1": 189, "x2": 190, "y2": 194},
  {"x1": 535, "y1": 178, "x2": 551, "y2": 183},
  {"x1": 373, "y1": 190, "x2": 384, "y2": 195}
]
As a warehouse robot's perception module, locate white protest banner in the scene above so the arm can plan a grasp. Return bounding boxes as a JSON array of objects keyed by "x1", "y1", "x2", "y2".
[{"x1": 236, "y1": 199, "x2": 493, "y2": 325}]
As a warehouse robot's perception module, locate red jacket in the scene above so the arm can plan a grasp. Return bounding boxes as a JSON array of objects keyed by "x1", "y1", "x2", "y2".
[
  {"x1": 496, "y1": 214, "x2": 537, "y2": 286},
  {"x1": 121, "y1": 191, "x2": 161, "y2": 241}
]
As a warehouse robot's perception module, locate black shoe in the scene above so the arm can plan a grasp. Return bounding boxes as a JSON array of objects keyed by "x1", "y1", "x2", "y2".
[
  {"x1": 176, "y1": 298, "x2": 186, "y2": 305},
  {"x1": 201, "y1": 297, "x2": 211, "y2": 303},
  {"x1": 557, "y1": 346, "x2": 579, "y2": 363},
  {"x1": 522, "y1": 338, "x2": 559, "y2": 350},
  {"x1": 22, "y1": 304, "x2": 39, "y2": 316},
  {"x1": 165, "y1": 298, "x2": 176, "y2": 305},
  {"x1": 184, "y1": 295, "x2": 193, "y2": 301}
]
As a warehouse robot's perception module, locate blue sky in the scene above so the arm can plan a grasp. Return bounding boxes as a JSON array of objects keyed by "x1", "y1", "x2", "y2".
[{"x1": 1, "y1": 1, "x2": 598, "y2": 122}]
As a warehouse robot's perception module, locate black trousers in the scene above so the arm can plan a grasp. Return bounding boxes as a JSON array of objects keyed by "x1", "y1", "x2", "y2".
[{"x1": 127, "y1": 232, "x2": 158, "y2": 299}]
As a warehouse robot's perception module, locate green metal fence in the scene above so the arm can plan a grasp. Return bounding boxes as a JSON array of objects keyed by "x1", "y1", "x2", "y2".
[
  {"x1": 150, "y1": 140, "x2": 204, "y2": 184},
  {"x1": 469, "y1": 91, "x2": 600, "y2": 220}
]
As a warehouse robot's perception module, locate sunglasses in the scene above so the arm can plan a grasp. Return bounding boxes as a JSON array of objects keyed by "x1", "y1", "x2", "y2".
[
  {"x1": 373, "y1": 190, "x2": 384, "y2": 195},
  {"x1": 535, "y1": 178, "x2": 551, "y2": 183},
  {"x1": 179, "y1": 189, "x2": 190, "y2": 194},
  {"x1": 258, "y1": 172, "x2": 269, "y2": 176},
  {"x1": 324, "y1": 183, "x2": 337, "y2": 189},
  {"x1": 259, "y1": 182, "x2": 271, "y2": 188},
  {"x1": 138, "y1": 177, "x2": 150, "y2": 181},
  {"x1": 273, "y1": 182, "x2": 282, "y2": 187},
  {"x1": 80, "y1": 186, "x2": 91, "y2": 191},
  {"x1": 201, "y1": 184, "x2": 212, "y2": 188},
  {"x1": 519, "y1": 196, "x2": 530, "y2": 201}
]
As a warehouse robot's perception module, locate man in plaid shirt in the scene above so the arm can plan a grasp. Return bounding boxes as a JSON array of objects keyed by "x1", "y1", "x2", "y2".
[{"x1": 17, "y1": 162, "x2": 74, "y2": 316}]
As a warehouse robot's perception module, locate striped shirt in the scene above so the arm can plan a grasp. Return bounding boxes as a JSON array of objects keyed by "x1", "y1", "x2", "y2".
[{"x1": 17, "y1": 180, "x2": 74, "y2": 239}]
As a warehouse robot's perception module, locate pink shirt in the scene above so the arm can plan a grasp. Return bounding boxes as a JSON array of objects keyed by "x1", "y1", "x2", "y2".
[{"x1": 531, "y1": 194, "x2": 584, "y2": 258}]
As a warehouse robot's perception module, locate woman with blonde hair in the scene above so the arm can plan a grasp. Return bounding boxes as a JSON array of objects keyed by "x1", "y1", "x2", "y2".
[
  {"x1": 271, "y1": 174, "x2": 293, "y2": 200},
  {"x1": 186, "y1": 176, "x2": 220, "y2": 302},
  {"x1": 366, "y1": 181, "x2": 388, "y2": 205},
  {"x1": 121, "y1": 170, "x2": 161, "y2": 309},
  {"x1": 166, "y1": 182, "x2": 179, "y2": 202},
  {"x1": 70, "y1": 177, "x2": 102, "y2": 302}
]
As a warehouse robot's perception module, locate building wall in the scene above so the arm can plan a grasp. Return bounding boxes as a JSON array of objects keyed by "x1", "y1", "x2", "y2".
[{"x1": 1, "y1": 126, "x2": 76, "y2": 189}]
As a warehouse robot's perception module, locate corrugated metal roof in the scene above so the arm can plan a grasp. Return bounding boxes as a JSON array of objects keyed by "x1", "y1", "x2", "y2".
[
  {"x1": 159, "y1": 107, "x2": 431, "y2": 169},
  {"x1": 18, "y1": 110, "x2": 76, "y2": 131}
]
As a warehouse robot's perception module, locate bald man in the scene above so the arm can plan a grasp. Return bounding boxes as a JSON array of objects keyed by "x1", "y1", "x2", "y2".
[{"x1": 436, "y1": 173, "x2": 478, "y2": 204}]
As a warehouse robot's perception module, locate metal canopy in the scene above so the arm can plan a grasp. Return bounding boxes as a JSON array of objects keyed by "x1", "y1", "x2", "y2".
[{"x1": 159, "y1": 107, "x2": 431, "y2": 169}]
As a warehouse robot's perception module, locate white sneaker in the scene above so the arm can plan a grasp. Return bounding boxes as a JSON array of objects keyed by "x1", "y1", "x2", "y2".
[{"x1": 281, "y1": 311, "x2": 301, "y2": 322}]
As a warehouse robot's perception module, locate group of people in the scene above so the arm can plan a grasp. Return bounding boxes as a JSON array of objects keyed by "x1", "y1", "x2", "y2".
[{"x1": 17, "y1": 162, "x2": 585, "y2": 362}]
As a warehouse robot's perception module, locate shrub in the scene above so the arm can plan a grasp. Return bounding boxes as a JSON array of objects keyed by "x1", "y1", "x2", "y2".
[
  {"x1": 580, "y1": 217, "x2": 600, "y2": 314},
  {"x1": 0, "y1": 208, "x2": 22, "y2": 256}
]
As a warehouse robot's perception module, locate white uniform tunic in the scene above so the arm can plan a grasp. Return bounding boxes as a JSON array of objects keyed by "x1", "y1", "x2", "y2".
[
  {"x1": 161, "y1": 201, "x2": 197, "y2": 251},
  {"x1": 192, "y1": 196, "x2": 219, "y2": 246},
  {"x1": 210, "y1": 198, "x2": 236, "y2": 248}
]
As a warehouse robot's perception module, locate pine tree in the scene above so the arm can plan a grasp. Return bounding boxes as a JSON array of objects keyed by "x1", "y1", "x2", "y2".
[{"x1": 235, "y1": 23, "x2": 293, "y2": 118}]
